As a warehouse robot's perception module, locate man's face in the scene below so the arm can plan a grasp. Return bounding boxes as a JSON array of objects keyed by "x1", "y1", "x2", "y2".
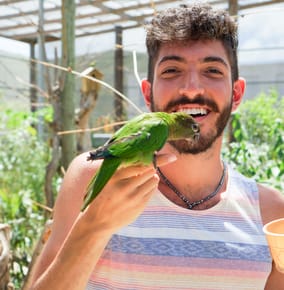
[{"x1": 149, "y1": 40, "x2": 234, "y2": 154}]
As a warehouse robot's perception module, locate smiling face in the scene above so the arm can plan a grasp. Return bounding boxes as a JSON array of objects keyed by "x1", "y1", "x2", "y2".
[{"x1": 142, "y1": 40, "x2": 244, "y2": 154}]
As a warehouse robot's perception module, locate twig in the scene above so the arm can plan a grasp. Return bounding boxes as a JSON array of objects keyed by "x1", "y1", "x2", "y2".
[
  {"x1": 32, "y1": 200, "x2": 53, "y2": 213},
  {"x1": 57, "y1": 121, "x2": 127, "y2": 136},
  {"x1": 30, "y1": 59, "x2": 143, "y2": 114}
]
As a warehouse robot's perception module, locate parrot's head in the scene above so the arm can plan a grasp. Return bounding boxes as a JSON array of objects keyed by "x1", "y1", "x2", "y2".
[{"x1": 170, "y1": 112, "x2": 200, "y2": 141}]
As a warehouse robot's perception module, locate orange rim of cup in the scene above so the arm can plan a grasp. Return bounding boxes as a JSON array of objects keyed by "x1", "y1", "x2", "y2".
[{"x1": 263, "y1": 218, "x2": 284, "y2": 236}]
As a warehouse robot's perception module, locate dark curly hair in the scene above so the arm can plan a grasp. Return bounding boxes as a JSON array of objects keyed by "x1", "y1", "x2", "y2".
[{"x1": 145, "y1": 3, "x2": 239, "y2": 83}]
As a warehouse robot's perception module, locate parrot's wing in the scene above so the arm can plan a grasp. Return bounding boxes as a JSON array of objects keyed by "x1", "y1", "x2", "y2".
[
  {"x1": 89, "y1": 118, "x2": 168, "y2": 162},
  {"x1": 81, "y1": 157, "x2": 121, "y2": 211},
  {"x1": 88, "y1": 132, "x2": 144, "y2": 161},
  {"x1": 108, "y1": 119, "x2": 169, "y2": 161}
]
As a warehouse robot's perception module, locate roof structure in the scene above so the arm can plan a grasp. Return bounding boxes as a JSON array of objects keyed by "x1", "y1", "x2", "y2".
[{"x1": 0, "y1": 0, "x2": 283, "y2": 45}]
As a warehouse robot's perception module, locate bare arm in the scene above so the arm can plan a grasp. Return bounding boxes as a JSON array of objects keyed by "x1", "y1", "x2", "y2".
[
  {"x1": 259, "y1": 184, "x2": 284, "y2": 289},
  {"x1": 28, "y1": 153, "x2": 173, "y2": 290}
]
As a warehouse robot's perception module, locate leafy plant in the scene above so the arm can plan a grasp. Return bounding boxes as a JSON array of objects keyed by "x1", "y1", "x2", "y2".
[
  {"x1": 223, "y1": 89, "x2": 284, "y2": 190},
  {"x1": 0, "y1": 109, "x2": 56, "y2": 288}
]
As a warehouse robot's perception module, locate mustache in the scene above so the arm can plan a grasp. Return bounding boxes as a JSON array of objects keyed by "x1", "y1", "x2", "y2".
[{"x1": 164, "y1": 95, "x2": 219, "y2": 113}]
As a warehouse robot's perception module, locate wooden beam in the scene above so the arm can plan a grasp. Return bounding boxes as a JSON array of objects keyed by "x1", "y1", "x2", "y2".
[
  {"x1": 240, "y1": 0, "x2": 284, "y2": 10},
  {"x1": 229, "y1": 0, "x2": 239, "y2": 15}
]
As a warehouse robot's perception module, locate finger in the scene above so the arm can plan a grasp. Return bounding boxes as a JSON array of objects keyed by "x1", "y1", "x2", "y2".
[
  {"x1": 114, "y1": 164, "x2": 154, "y2": 180},
  {"x1": 126, "y1": 173, "x2": 159, "y2": 203},
  {"x1": 135, "y1": 177, "x2": 159, "y2": 201},
  {"x1": 112, "y1": 153, "x2": 177, "y2": 181},
  {"x1": 131, "y1": 168, "x2": 159, "y2": 188}
]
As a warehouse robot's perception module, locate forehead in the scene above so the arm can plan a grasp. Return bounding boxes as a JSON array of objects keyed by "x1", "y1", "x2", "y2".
[{"x1": 155, "y1": 40, "x2": 230, "y2": 67}]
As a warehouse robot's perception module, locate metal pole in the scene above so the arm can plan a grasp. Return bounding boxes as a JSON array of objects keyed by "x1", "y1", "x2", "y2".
[
  {"x1": 30, "y1": 41, "x2": 37, "y2": 113},
  {"x1": 228, "y1": 0, "x2": 239, "y2": 143},
  {"x1": 114, "y1": 26, "x2": 125, "y2": 127},
  {"x1": 37, "y1": 0, "x2": 45, "y2": 137}
]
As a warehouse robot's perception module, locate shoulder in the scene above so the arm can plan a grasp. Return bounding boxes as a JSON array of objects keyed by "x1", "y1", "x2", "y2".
[
  {"x1": 55, "y1": 152, "x2": 102, "y2": 213},
  {"x1": 49, "y1": 152, "x2": 102, "y2": 241},
  {"x1": 67, "y1": 151, "x2": 101, "y2": 178},
  {"x1": 258, "y1": 183, "x2": 284, "y2": 225}
]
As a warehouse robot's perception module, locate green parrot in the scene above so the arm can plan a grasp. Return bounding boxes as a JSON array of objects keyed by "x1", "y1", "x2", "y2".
[{"x1": 81, "y1": 112, "x2": 200, "y2": 211}]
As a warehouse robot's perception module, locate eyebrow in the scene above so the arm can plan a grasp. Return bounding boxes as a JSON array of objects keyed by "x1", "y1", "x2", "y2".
[
  {"x1": 203, "y1": 56, "x2": 228, "y2": 68},
  {"x1": 158, "y1": 55, "x2": 186, "y2": 66},
  {"x1": 158, "y1": 55, "x2": 228, "y2": 68}
]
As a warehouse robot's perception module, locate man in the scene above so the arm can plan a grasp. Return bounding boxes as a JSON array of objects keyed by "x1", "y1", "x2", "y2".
[{"x1": 29, "y1": 3, "x2": 284, "y2": 289}]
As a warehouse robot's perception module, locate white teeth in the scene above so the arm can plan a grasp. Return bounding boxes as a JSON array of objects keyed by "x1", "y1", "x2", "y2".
[{"x1": 178, "y1": 108, "x2": 207, "y2": 115}]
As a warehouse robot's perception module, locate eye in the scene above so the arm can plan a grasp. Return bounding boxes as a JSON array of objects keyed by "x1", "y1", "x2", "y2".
[
  {"x1": 160, "y1": 67, "x2": 182, "y2": 79},
  {"x1": 205, "y1": 67, "x2": 224, "y2": 78},
  {"x1": 207, "y1": 67, "x2": 222, "y2": 74},
  {"x1": 191, "y1": 123, "x2": 200, "y2": 133},
  {"x1": 162, "y1": 67, "x2": 179, "y2": 75}
]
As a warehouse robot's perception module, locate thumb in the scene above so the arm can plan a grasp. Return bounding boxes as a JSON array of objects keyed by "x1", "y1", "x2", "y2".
[{"x1": 154, "y1": 153, "x2": 177, "y2": 168}]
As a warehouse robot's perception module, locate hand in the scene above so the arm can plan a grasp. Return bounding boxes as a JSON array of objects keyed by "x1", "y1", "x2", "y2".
[{"x1": 81, "y1": 153, "x2": 176, "y2": 234}]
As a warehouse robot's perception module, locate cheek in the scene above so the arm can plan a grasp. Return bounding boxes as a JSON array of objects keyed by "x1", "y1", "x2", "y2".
[
  {"x1": 151, "y1": 82, "x2": 164, "y2": 108},
  {"x1": 212, "y1": 82, "x2": 233, "y2": 108},
  {"x1": 152, "y1": 89, "x2": 170, "y2": 111},
  {"x1": 152, "y1": 79, "x2": 179, "y2": 108}
]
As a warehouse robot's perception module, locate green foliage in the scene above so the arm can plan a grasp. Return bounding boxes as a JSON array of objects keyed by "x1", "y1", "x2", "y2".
[
  {"x1": 223, "y1": 89, "x2": 284, "y2": 190},
  {"x1": 0, "y1": 109, "x2": 55, "y2": 288}
]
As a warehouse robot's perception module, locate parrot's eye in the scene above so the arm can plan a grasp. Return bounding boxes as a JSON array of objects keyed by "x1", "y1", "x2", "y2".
[{"x1": 191, "y1": 123, "x2": 200, "y2": 133}]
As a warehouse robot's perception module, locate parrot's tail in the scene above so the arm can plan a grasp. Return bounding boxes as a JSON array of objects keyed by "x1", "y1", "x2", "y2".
[{"x1": 81, "y1": 158, "x2": 121, "y2": 211}]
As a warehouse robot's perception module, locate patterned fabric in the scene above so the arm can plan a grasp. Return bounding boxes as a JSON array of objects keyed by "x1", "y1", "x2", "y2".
[{"x1": 86, "y1": 165, "x2": 272, "y2": 290}]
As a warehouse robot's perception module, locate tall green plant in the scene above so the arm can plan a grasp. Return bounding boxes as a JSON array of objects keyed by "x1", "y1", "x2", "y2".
[
  {"x1": 223, "y1": 90, "x2": 284, "y2": 190},
  {"x1": 0, "y1": 109, "x2": 57, "y2": 288}
]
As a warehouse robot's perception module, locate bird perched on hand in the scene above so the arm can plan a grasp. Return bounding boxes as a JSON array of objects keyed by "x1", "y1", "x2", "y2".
[{"x1": 81, "y1": 112, "x2": 200, "y2": 211}]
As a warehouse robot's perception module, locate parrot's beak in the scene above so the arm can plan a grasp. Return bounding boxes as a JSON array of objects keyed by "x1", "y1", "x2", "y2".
[
  {"x1": 191, "y1": 123, "x2": 200, "y2": 141},
  {"x1": 193, "y1": 133, "x2": 200, "y2": 141}
]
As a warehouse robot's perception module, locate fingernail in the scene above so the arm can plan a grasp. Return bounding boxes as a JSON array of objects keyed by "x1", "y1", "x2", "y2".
[{"x1": 167, "y1": 154, "x2": 177, "y2": 163}]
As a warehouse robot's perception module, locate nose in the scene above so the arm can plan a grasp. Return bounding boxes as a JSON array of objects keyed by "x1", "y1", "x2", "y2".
[{"x1": 178, "y1": 72, "x2": 205, "y2": 98}]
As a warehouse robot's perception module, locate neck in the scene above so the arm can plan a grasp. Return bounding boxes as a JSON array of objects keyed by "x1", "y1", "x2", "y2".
[{"x1": 157, "y1": 143, "x2": 227, "y2": 210}]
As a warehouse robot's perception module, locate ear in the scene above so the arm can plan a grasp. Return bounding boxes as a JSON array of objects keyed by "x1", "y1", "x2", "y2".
[
  {"x1": 141, "y1": 78, "x2": 152, "y2": 110},
  {"x1": 232, "y1": 77, "x2": 246, "y2": 112}
]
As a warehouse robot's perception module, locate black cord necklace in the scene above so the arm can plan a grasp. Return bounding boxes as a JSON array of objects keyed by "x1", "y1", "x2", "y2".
[{"x1": 156, "y1": 161, "x2": 227, "y2": 210}]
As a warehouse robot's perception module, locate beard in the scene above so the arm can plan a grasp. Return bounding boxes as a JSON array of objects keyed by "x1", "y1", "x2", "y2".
[{"x1": 151, "y1": 94, "x2": 233, "y2": 154}]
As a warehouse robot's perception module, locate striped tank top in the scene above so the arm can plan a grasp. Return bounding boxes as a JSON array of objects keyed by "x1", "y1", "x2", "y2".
[{"x1": 86, "y1": 165, "x2": 272, "y2": 290}]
